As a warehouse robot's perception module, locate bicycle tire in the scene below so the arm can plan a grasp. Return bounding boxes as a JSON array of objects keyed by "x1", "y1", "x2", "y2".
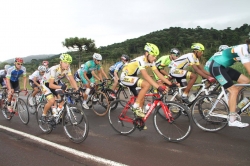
[
  {"x1": 17, "y1": 98, "x2": 29, "y2": 125},
  {"x1": 26, "y1": 91, "x2": 37, "y2": 115},
  {"x1": 153, "y1": 101, "x2": 192, "y2": 142},
  {"x1": 101, "y1": 88, "x2": 118, "y2": 110},
  {"x1": 90, "y1": 91, "x2": 109, "y2": 116},
  {"x1": 117, "y1": 87, "x2": 131, "y2": 107},
  {"x1": 191, "y1": 94, "x2": 229, "y2": 132},
  {"x1": 1, "y1": 99, "x2": 12, "y2": 120},
  {"x1": 36, "y1": 101, "x2": 53, "y2": 134},
  {"x1": 108, "y1": 99, "x2": 136, "y2": 135},
  {"x1": 62, "y1": 106, "x2": 89, "y2": 143}
]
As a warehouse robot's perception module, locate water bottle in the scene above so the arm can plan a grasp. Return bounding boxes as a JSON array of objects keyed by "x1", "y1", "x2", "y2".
[
  {"x1": 52, "y1": 106, "x2": 58, "y2": 116},
  {"x1": 144, "y1": 103, "x2": 151, "y2": 113},
  {"x1": 238, "y1": 97, "x2": 249, "y2": 109},
  {"x1": 0, "y1": 92, "x2": 2, "y2": 100}
]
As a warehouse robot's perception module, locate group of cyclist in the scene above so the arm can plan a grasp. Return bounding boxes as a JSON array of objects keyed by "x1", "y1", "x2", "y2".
[{"x1": 1, "y1": 39, "x2": 250, "y2": 128}]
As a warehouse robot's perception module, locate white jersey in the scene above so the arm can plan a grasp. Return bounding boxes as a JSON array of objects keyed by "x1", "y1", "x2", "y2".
[
  {"x1": 169, "y1": 53, "x2": 200, "y2": 70},
  {"x1": 42, "y1": 64, "x2": 72, "y2": 83},
  {"x1": 29, "y1": 70, "x2": 43, "y2": 81}
]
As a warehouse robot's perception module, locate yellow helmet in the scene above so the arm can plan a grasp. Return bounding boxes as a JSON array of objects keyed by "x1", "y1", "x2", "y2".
[
  {"x1": 60, "y1": 53, "x2": 72, "y2": 64},
  {"x1": 191, "y1": 43, "x2": 205, "y2": 51},
  {"x1": 144, "y1": 43, "x2": 159, "y2": 56}
]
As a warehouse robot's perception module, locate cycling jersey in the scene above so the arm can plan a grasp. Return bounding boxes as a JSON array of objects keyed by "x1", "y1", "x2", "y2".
[
  {"x1": 212, "y1": 44, "x2": 250, "y2": 67},
  {"x1": 155, "y1": 55, "x2": 172, "y2": 70},
  {"x1": 83, "y1": 60, "x2": 101, "y2": 74},
  {"x1": 122, "y1": 55, "x2": 157, "y2": 76},
  {"x1": 29, "y1": 70, "x2": 43, "y2": 81},
  {"x1": 109, "y1": 61, "x2": 124, "y2": 73},
  {"x1": 42, "y1": 64, "x2": 72, "y2": 83},
  {"x1": 0, "y1": 69, "x2": 7, "y2": 86},
  {"x1": 169, "y1": 53, "x2": 200, "y2": 70},
  {"x1": 6, "y1": 66, "x2": 27, "y2": 82}
]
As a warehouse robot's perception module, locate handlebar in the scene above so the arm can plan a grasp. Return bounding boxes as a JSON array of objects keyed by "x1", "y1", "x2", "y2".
[
  {"x1": 55, "y1": 89, "x2": 81, "y2": 103},
  {"x1": 152, "y1": 91, "x2": 164, "y2": 101}
]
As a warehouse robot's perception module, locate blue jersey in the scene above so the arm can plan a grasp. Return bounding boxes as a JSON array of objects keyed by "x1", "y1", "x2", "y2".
[
  {"x1": 6, "y1": 66, "x2": 26, "y2": 82},
  {"x1": 109, "y1": 61, "x2": 124, "y2": 73}
]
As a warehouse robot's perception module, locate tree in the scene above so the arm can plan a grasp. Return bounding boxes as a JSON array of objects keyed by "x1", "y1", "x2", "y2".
[{"x1": 62, "y1": 37, "x2": 98, "y2": 67}]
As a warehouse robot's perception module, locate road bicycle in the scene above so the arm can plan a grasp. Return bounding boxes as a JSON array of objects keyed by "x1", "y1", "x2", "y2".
[
  {"x1": 1, "y1": 89, "x2": 29, "y2": 124},
  {"x1": 36, "y1": 89, "x2": 89, "y2": 143},
  {"x1": 108, "y1": 92, "x2": 192, "y2": 142},
  {"x1": 27, "y1": 89, "x2": 45, "y2": 114},
  {"x1": 190, "y1": 84, "x2": 250, "y2": 132},
  {"x1": 79, "y1": 81, "x2": 110, "y2": 116}
]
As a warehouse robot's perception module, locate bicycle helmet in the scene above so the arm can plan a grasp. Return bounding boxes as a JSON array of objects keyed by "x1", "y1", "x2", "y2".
[
  {"x1": 144, "y1": 43, "x2": 159, "y2": 57},
  {"x1": 191, "y1": 43, "x2": 205, "y2": 51},
  {"x1": 93, "y1": 53, "x2": 102, "y2": 60},
  {"x1": 81, "y1": 64, "x2": 85, "y2": 68},
  {"x1": 43, "y1": 60, "x2": 49, "y2": 65},
  {"x1": 59, "y1": 53, "x2": 72, "y2": 64},
  {"x1": 38, "y1": 65, "x2": 47, "y2": 72},
  {"x1": 15, "y1": 57, "x2": 24, "y2": 63},
  {"x1": 4, "y1": 64, "x2": 11, "y2": 70},
  {"x1": 121, "y1": 54, "x2": 130, "y2": 61},
  {"x1": 170, "y1": 48, "x2": 180, "y2": 56},
  {"x1": 218, "y1": 45, "x2": 229, "y2": 52}
]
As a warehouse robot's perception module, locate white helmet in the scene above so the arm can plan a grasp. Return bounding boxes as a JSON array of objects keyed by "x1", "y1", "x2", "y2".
[
  {"x1": 81, "y1": 64, "x2": 85, "y2": 68},
  {"x1": 93, "y1": 53, "x2": 102, "y2": 60},
  {"x1": 218, "y1": 45, "x2": 229, "y2": 52},
  {"x1": 38, "y1": 65, "x2": 47, "y2": 72},
  {"x1": 4, "y1": 64, "x2": 11, "y2": 70}
]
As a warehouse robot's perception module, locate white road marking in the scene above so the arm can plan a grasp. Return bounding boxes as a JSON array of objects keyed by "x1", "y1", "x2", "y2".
[{"x1": 0, "y1": 125, "x2": 127, "y2": 166}]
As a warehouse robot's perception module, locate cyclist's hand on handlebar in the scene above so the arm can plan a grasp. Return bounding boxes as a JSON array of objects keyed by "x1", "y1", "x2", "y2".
[
  {"x1": 207, "y1": 76, "x2": 216, "y2": 83},
  {"x1": 157, "y1": 86, "x2": 168, "y2": 94},
  {"x1": 90, "y1": 82, "x2": 95, "y2": 88},
  {"x1": 61, "y1": 84, "x2": 67, "y2": 91},
  {"x1": 169, "y1": 83, "x2": 178, "y2": 88}
]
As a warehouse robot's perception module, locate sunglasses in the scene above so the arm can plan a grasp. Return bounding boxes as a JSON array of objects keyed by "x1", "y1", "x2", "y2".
[{"x1": 16, "y1": 62, "x2": 23, "y2": 65}]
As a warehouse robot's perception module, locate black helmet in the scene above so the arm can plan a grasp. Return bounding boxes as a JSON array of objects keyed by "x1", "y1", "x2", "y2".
[
  {"x1": 121, "y1": 54, "x2": 130, "y2": 61},
  {"x1": 170, "y1": 48, "x2": 180, "y2": 56}
]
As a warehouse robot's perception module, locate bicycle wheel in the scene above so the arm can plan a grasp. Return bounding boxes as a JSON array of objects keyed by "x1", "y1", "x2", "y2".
[
  {"x1": 62, "y1": 106, "x2": 89, "y2": 143},
  {"x1": 102, "y1": 88, "x2": 118, "y2": 110},
  {"x1": 117, "y1": 87, "x2": 131, "y2": 107},
  {"x1": 1, "y1": 99, "x2": 12, "y2": 120},
  {"x1": 26, "y1": 91, "x2": 37, "y2": 114},
  {"x1": 36, "y1": 102, "x2": 53, "y2": 134},
  {"x1": 153, "y1": 101, "x2": 192, "y2": 142},
  {"x1": 16, "y1": 98, "x2": 29, "y2": 124},
  {"x1": 108, "y1": 100, "x2": 136, "y2": 135},
  {"x1": 90, "y1": 91, "x2": 109, "y2": 116},
  {"x1": 191, "y1": 94, "x2": 229, "y2": 132}
]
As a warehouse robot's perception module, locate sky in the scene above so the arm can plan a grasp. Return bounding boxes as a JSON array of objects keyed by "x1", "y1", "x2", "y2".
[{"x1": 0, "y1": 0, "x2": 250, "y2": 62}]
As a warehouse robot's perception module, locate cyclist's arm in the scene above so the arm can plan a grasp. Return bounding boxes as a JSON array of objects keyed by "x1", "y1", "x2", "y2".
[
  {"x1": 192, "y1": 65, "x2": 210, "y2": 78},
  {"x1": 141, "y1": 69, "x2": 159, "y2": 88},
  {"x1": 67, "y1": 75, "x2": 79, "y2": 91},
  {"x1": 32, "y1": 77, "x2": 41, "y2": 87},
  {"x1": 196, "y1": 65, "x2": 211, "y2": 76},
  {"x1": 6, "y1": 78, "x2": 11, "y2": 91},
  {"x1": 48, "y1": 78, "x2": 61, "y2": 89},
  {"x1": 159, "y1": 69, "x2": 168, "y2": 76},
  {"x1": 114, "y1": 70, "x2": 119, "y2": 80},
  {"x1": 153, "y1": 68, "x2": 172, "y2": 85},
  {"x1": 23, "y1": 76, "x2": 27, "y2": 90},
  {"x1": 91, "y1": 70, "x2": 102, "y2": 82}
]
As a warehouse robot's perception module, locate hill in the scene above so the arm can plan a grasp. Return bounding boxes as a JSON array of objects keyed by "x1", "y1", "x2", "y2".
[{"x1": 3, "y1": 54, "x2": 56, "y2": 63}]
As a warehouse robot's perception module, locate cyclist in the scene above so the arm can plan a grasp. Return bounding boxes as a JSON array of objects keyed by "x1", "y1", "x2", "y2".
[
  {"x1": 80, "y1": 53, "x2": 108, "y2": 109},
  {"x1": 208, "y1": 39, "x2": 250, "y2": 127},
  {"x1": 42, "y1": 60, "x2": 49, "y2": 71},
  {"x1": 169, "y1": 43, "x2": 215, "y2": 103},
  {"x1": 120, "y1": 43, "x2": 172, "y2": 118},
  {"x1": 40, "y1": 53, "x2": 79, "y2": 122},
  {"x1": 0, "y1": 64, "x2": 11, "y2": 88},
  {"x1": 74, "y1": 64, "x2": 85, "y2": 82},
  {"x1": 204, "y1": 45, "x2": 229, "y2": 72},
  {"x1": 28, "y1": 65, "x2": 47, "y2": 106},
  {"x1": 153, "y1": 48, "x2": 180, "y2": 87},
  {"x1": 109, "y1": 54, "x2": 130, "y2": 98},
  {"x1": 6, "y1": 58, "x2": 27, "y2": 112}
]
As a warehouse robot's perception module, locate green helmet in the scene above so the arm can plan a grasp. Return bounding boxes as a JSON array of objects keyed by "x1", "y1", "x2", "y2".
[
  {"x1": 191, "y1": 43, "x2": 205, "y2": 51},
  {"x1": 144, "y1": 43, "x2": 159, "y2": 56},
  {"x1": 60, "y1": 53, "x2": 72, "y2": 64}
]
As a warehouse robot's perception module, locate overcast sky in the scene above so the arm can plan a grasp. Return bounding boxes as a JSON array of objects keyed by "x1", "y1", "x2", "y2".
[{"x1": 0, "y1": 0, "x2": 249, "y2": 62}]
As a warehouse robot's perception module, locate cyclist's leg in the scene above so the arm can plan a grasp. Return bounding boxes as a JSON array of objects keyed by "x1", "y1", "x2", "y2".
[
  {"x1": 40, "y1": 83, "x2": 55, "y2": 120},
  {"x1": 7, "y1": 80, "x2": 19, "y2": 111},
  {"x1": 80, "y1": 73, "x2": 91, "y2": 109},
  {"x1": 210, "y1": 62, "x2": 249, "y2": 127}
]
